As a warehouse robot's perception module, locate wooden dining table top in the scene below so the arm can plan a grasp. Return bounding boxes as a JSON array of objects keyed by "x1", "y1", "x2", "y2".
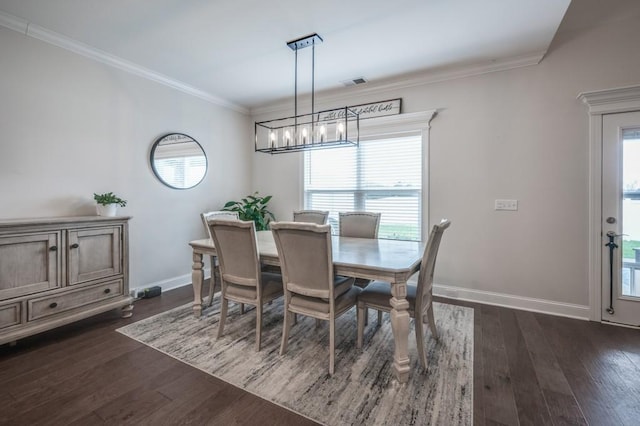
[{"x1": 190, "y1": 230, "x2": 426, "y2": 283}]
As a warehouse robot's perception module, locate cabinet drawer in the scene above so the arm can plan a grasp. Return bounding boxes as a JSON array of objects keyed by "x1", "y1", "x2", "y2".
[
  {"x1": 28, "y1": 279, "x2": 123, "y2": 321},
  {"x1": 0, "y1": 302, "x2": 22, "y2": 330}
]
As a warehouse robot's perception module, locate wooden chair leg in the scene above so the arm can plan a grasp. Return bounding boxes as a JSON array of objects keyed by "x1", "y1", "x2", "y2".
[
  {"x1": 208, "y1": 257, "x2": 217, "y2": 307},
  {"x1": 256, "y1": 303, "x2": 263, "y2": 351},
  {"x1": 377, "y1": 310, "x2": 383, "y2": 327},
  {"x1": 293, "y1": 313, "x2": 298, "y2": 325},
  {"x1": 357, "y1": 303, "x2": 365, "y2": 349},
  {"x1": 280, "y1": 310, "x2": 291, "y2": 355},
  {"x1": 415, "y1": 317, "x2": 427, "y2": 369},
  {"x1": 426, "y1": 304, "x2": 438, "y2": 339},
  {"x1": 364, "y1": 307, "x2": 368, "y2": 326},
  {"x1": 315, "y1": 318, "x2": 322, "y2": 328},
  {"x1": 240, "y1": 303, "x2": 245, "y2": 314},
  {"x1": 217, "y1": 297, "x2": 228, "y2": 339},
  {"x1": 329, "y1": 317, "x2": 336, "y2": 375}
]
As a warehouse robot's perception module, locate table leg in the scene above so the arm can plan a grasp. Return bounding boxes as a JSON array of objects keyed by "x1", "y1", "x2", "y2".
[
  {"x1": 390, "y1": 280, "x2": 411, "y2": 384},
  {"x1": 192, "y1": 251, "x2": 204, "y2": 317}
]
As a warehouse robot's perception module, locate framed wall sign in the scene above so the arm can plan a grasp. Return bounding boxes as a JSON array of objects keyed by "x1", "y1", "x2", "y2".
[{"x1": 315, "y1": 98, "x2": 401, "y2": 122}]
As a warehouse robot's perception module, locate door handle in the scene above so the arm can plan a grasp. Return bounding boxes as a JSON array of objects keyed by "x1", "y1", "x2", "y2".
[
  {"x1": 606, "y1": 231, "x2": 627, "y2": 238},
  {"x1": 604, "y1": 232, "x2": 624, "y2": 315},
  {"x1": 606, "y1": 217, "x2": 616, "y2": 224}
]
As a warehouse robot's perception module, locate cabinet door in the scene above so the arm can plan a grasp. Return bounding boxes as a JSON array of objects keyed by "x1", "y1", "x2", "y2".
[
  {"x1": 0, "y1": 232, "x2": 61, "y2": 299},
  {"x1": 68, "y1": 227, "x2": 122, "y2": 285}
]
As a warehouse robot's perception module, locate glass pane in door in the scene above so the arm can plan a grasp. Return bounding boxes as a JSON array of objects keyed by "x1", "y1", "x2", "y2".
[{"x1": 622, "y1": 128, "x2": 640, "y2": 297}]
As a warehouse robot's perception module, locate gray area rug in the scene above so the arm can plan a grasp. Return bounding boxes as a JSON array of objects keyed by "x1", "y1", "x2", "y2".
[{"x1": 117, "y1": 297, "x2": 473, "y2": 425}]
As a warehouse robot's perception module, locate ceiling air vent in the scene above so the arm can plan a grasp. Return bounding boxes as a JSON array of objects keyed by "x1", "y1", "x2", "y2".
[{"x1": 341, "y1": 77, "x2": 368, "y2": 87}]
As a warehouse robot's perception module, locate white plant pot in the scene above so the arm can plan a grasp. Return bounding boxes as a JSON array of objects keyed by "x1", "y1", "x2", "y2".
[{"x1": 96, "y1": 203, "x2": 118, "y2": 217}]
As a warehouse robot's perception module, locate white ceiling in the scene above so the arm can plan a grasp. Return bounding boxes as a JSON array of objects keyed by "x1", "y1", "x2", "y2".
[{"x1": 0, "y1": 0, "x2": 571, "y2": 112}]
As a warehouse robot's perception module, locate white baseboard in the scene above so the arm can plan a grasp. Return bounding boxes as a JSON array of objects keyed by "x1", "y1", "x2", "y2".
[
  {"x1": 131, "y1": 268, "x2": 211, "y2": 297},
  {"x1": 132, "y1": 273, "x2": 590, "y2": 320},
  {"x1": 433, "y1": 283, "x2": 591, "y2": 320}
]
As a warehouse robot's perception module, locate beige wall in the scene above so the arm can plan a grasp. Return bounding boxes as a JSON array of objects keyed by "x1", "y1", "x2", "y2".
[
  {"x1": 0, "y1": 27, "x2": 253, "y2": 291},
  {"x1": 251, "y1": 2, "x2": 640, "y2": 314}
]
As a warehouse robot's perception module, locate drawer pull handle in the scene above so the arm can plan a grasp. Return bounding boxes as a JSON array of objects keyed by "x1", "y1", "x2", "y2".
[
  {"x1": 104, "y1": 288, "x2": 111, "y2": 294},
  {"x1": 70, "y1": 243, "x2": 79, "y2": 249},
  {"x1": 49, "y1": 246, "x2": 57, "y2": 251},
  {"x1": 49, "y1": 302, "x2": 58, "y2": 309}
]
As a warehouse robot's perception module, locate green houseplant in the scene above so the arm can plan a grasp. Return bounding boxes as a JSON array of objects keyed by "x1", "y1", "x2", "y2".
[
  {"x1": 93, "y1": 192, "x2": 127, "y2": 217},
  {"x1": 222, "y1": 192, "x2": 275, "y2": 231}
]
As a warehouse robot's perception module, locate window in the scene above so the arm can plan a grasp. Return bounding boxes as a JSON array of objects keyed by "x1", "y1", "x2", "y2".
[{"x1": 304, "y1": 132, "x2": 423, "y2": 241}]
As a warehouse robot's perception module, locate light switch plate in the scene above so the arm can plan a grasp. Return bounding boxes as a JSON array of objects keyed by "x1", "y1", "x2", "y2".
[{"x1": 495, "y1": 199, "x2": 518, "y2": 211}]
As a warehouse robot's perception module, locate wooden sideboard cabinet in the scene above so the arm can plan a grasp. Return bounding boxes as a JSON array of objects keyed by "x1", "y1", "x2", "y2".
[{"x1": 0, "y1": 216, "x2": 133, "y2": 345}]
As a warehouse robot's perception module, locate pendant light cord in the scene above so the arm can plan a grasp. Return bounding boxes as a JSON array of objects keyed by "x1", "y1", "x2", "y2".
[
  {"x1": 294, "y1": 47, "x2": 298, "y2": 131},
  {"x1": 311, "y1": 40, "x2": 315, "y2": 131}
]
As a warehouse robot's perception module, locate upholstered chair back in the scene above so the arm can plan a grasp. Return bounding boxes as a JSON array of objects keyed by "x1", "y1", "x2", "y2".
[
  {"x1": 271, "y1": 222, "x2": 334, "y2": 299},
  {"x1": 292, "y1": 210, "x2": 329, "y2": 225},
  {"x1": 339, "y1": 212, "x2": 381, "y2": 239},
  {"x1": 209, "y1": 219, "x2": 260, "y2": 288},
  {"x1": 201, "y1": 211, "x2": 239, "y2": 240},
  {"x1": 415, "y1": 219, "x2": 451, "y2": 316}
]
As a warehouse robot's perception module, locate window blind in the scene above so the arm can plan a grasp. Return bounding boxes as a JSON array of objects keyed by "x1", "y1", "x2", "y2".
[{"x1": 304, "y1": 133, "x2": 422, "y2": 240}]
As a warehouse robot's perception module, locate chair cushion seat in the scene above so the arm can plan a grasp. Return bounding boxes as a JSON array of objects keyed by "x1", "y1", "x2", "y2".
[
  {"x1": 334, "y1": 275, "x2": 355, "y2": 298},
  {"x1": 357, "y1": 280, "x2": 417, "y2": 310},
  {"x1": 226, "y1": 272, "x2": 283, "y2": 300},
  {"x1": 291, "y1": 286, "x2": 362, "y2": 314},
  {"x1": 354, "y1": 278, "x2": 372, "y2": 288}
]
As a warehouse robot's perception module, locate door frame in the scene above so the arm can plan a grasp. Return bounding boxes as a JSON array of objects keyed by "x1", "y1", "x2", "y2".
[{"x1": 579, "y1": 85, "x2": 640, "y2": 321}]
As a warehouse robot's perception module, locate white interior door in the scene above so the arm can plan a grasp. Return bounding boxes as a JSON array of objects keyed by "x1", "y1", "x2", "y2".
[{"x1": 602, "y1": 111, "x2": 640, "y2": 327}]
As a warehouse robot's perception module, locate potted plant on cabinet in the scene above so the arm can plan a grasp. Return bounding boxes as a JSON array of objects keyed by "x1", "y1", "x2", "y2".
[
  {"x1": 94, "y1": 192, "x2": 127, "y2": 217},
  {"x1": 222, "y1": 192, "x2": 275, "y2": 230}
]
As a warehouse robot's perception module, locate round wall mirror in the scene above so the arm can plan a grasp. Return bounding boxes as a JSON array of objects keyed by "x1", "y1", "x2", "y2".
[{"x1": 150, "y1": 133, "x2": 207, "y2": 189}]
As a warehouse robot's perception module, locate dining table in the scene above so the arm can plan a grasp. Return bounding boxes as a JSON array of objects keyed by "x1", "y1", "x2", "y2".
[{"x1": 189, "y1": 230, "x2": 426, "y2": 384}]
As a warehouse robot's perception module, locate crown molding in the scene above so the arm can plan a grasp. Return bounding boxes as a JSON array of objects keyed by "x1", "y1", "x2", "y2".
[
  {"x1": 250, "y1": 51, "x2": 545, "y2": 117},
  {"x1": 578, "y1": 85, "x2": 640, "y2": 115},
  {"x1": 0, "y1": 9, "x2": 27, "y2": 33},
  {"x1": 0, "y1": 10, "x2": 249, "y2": 114}
]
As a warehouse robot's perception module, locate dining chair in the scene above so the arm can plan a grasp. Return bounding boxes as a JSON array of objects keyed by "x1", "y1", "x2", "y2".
[
  {"x1": 338, "y1": 211, "x2": 381, "y2": 239},
  {"x1": 201, "y1": 210, "x2": 240, "y2": 309},
  {"x1": 271, "y1": 221, "x2": 362, "y2": 375},
  {"x1": 209, "y1": 219, "x2": 283, "y2": 351},
  {"x1": 356, "y1": 219, "x2": 450, "y2": 369},
  {"x1": 339, "y1": 211, "x2": 382, "y2": 297},
  {"x1": 293, "y1": 210, "x2": 329, "y2": 225}
]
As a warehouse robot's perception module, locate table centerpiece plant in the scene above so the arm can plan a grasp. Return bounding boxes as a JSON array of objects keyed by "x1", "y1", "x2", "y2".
[{"x1": 222, "y1": 192, "x2": 275, "y2": 231}]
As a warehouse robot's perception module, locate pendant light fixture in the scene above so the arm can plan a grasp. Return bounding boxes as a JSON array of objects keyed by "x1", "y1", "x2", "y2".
[{"x1": 255, "y1": 33, "x2": 359, "y2": 154}]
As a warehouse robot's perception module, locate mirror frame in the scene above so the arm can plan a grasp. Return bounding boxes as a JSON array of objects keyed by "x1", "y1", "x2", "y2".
[{"x1": 150, "y1": 133, "x2": 208, "y2": 190}]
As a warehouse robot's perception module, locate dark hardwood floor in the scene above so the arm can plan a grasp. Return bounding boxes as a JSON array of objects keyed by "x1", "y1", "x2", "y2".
[{"x1": 1, "y1": 285, "x2": 639, "y2": 425}]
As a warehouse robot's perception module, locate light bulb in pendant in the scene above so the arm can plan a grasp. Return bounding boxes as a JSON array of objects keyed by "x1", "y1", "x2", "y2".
[
  {"x1": 269, "y1": 130, "x2": 276, "y2": 148},
  {"x1": 284, "y1": 130, "x2": 291, "y2": 147},
  {"x1": 301, "y1": 127, "x2": 308, "y2": 145},
  {"x1": 318, "y1": 125, "x2": 326, "y2": 143},
  {"x1": 337, "y1": 122, "x2": 345, "y2": 140}
]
